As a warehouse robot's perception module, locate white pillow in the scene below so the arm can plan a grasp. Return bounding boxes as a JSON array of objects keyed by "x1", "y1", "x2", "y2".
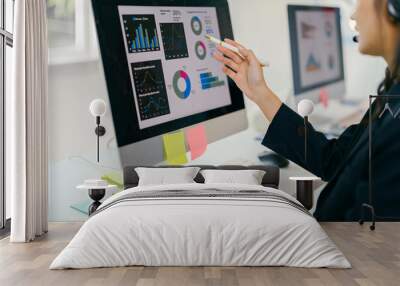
[
  {"x1": 135, "y1": 167, "x2": 201, "y2": 186},
  {"x1": 200, "y1": 169, "x2": 266, "y2": 185}
]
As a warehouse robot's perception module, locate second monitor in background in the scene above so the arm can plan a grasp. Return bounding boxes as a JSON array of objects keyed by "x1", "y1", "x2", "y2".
[
  {"x1": 288, "y1": 5, "x2": 345, "y2": 104},
  {"x1": 259, "y1": 5, "x2": 347, "y2": 169}
]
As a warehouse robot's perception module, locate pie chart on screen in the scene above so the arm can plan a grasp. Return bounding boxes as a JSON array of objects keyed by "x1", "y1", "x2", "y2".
[
  {"x1": 191, "y1": 16, "x2": 203, "y2": 35},
  {"x1": 195, "y1": 41, "x2": 207, "y2": 60},
  {"x1": 173, "y1": 70, "x2": 192, "y2": 99}
]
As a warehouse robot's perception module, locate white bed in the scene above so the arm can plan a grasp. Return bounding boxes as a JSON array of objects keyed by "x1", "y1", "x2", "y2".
[{"x1": 50, "y1": 183, "x2": 351, "y2": 269}]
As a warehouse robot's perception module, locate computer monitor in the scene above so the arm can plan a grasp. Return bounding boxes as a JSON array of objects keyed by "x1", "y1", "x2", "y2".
[
  {"x1": 91, "y1": 0, "x2": 247, "y2": 167},
  {"x1": 288, "y1": 5, "x2": 345, "y2": 103}
]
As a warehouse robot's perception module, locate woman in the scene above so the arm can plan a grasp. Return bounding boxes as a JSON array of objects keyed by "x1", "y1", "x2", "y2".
[{"x1": 213, "y1": 0, "x2": 400, "y2": 221}]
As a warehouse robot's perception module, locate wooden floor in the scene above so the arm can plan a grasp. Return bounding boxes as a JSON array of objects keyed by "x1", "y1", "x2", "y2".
[{"x1": 0, "y1": 222, "x2": 399, "y2": 286}]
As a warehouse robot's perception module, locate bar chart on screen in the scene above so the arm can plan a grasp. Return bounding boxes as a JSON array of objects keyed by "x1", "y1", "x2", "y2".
[
  {"x1": 200, "y1": 72, "x2": 226, "y2": 90},
  {"x1": 123, "y1": 14, "x2": 160, "y2": 53}
]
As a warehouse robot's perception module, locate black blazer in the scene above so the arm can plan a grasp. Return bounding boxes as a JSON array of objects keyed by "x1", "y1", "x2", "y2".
[{"x1": 262, "y1": 83, "x2": 400, "y2": 221}]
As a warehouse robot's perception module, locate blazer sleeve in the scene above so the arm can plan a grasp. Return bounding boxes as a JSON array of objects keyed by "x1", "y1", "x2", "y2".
[{"x1": 262, "y1": 104, "x2": 361, "y2": 181}]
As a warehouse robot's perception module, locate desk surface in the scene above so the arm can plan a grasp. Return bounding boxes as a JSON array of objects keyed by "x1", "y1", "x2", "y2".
[
  {"x1": 192, "y1": 128, "x2": 325, "y2": 209},
  {"x1": 69, "y1": 128, "x2": 326, "y2": 217},
  {"x1": 1, "y1": 222, "x2": 399, "y2": 286}
]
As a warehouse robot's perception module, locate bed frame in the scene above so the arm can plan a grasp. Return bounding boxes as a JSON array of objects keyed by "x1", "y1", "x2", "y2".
[{"x1": 123, "y1": 165, "x2": 280, "y2": 190}]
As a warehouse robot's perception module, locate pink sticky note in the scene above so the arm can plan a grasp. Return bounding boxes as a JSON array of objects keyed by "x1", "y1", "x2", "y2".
[
  {"x1": 186, "y1": 125, "x2": 208, "y2": 160},
  {"x1": 319, "y1": 88, "x2": 330, "y2": 108}
]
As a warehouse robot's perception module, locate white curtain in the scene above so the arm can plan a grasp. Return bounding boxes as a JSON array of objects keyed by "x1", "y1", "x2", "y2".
[{"x1": 8, "y1": 0, "x2": 48, "y2": 242}]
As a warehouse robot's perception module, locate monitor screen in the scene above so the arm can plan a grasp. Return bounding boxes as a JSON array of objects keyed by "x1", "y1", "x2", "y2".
[
  {"x1": 288, "y1": 6, "x2": 345, "y2": 96},
  {"x1": 118, "y1": 6, "x2": 232, "y2": 130},
  {"x1": 92, "y1": 0, "x2": 244, "y2": 147}
]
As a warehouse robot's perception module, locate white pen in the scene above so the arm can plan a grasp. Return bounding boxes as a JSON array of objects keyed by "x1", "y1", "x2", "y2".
[{"x1": 205, "y1": 34, "x2": 269, "y2": 68}]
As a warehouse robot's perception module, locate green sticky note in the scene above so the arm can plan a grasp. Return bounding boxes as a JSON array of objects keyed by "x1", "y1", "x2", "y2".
[
  {"x1": 163, "y1": 131, "x2": 188, "y2": 165},
  {"x1": 101, "y1": 172, "x2": 123, "y2": 191}
]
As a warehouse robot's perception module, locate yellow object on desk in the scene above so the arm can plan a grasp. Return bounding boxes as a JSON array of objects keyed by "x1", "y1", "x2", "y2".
[{"x1": 162, "y1": 131, "x2": 188, "y2": 165}]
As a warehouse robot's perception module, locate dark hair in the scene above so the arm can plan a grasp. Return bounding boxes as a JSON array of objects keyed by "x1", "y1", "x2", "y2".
[{"x1": 377, "y1": 49, "x2": 400, "y2": 95}]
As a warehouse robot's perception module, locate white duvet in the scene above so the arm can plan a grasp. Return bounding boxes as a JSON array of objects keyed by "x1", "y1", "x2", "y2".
[{"x1": 50, "y1": 183, "x2": 351, "y2": 269}]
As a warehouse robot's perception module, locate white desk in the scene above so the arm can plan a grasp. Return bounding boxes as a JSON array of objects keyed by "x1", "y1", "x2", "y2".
[{"x1": 191, "y1": 128, "x2": 326, "y2": 211}]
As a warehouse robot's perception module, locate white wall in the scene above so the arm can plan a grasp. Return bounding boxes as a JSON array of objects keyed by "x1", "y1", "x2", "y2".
[
  {"x1": 48, "y1": 0, "x2": 387, "y2": 221},
  {"x1": 48, "y1": 62, "x2": 121, "y2": 221}
]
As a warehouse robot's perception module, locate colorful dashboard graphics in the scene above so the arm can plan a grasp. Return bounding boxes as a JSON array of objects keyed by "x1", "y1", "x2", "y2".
[
  {"x1": 306, "y1": 53, "x2": 321, "y2": 72},
  {"x1": 200, "y1": 72, "x2": 225, "y2": 90},
  {"x1": 301, "y1": 22, "x2": 317, "y2": 39},
  {"x1": 195, "y1": 41, "x2": 207, "y2": 60},
  {"x1": 131, "y1": 60, "x2": 170, "y2": 120},
  {"x1": 123, "y1": 15, "x2": 160, "y2": 53},
  {"x1": 160, "y1": 23, "x2": 189, "y2": 60},
  {"x1": 173, "y1": 70, "x2": 192, "y2": 99},
  {"x1": 191, "y1": 16, "x2": 203, "y2": 35}
]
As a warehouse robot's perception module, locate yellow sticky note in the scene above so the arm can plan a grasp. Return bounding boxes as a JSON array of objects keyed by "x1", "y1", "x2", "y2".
[{"x1": 162, "y1": 131, "x2": 188, "y2": 165}]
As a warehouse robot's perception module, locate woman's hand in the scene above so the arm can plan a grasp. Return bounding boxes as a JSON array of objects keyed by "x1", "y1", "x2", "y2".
[
  {"x1": 212, "y1": 39, "x2": 282, "y2": 121},
  {"x1": 212, "y1": 39, "x2": 268, "y2": 103}
]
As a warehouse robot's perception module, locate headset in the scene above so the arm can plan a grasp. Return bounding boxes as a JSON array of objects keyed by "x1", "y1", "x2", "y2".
[{"x1": 388, "y1": 0, "x2": 400, "y2": 23}]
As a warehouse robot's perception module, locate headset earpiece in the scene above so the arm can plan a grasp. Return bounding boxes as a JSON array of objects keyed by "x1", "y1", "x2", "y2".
[{"x1": 388, "y1": 0, "x2": 400, "y2": 23}]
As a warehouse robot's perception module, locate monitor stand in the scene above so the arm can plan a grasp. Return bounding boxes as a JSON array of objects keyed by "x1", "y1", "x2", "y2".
[{"x1": 258, "y1": 151, "x2": 290, "y2": 169}]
